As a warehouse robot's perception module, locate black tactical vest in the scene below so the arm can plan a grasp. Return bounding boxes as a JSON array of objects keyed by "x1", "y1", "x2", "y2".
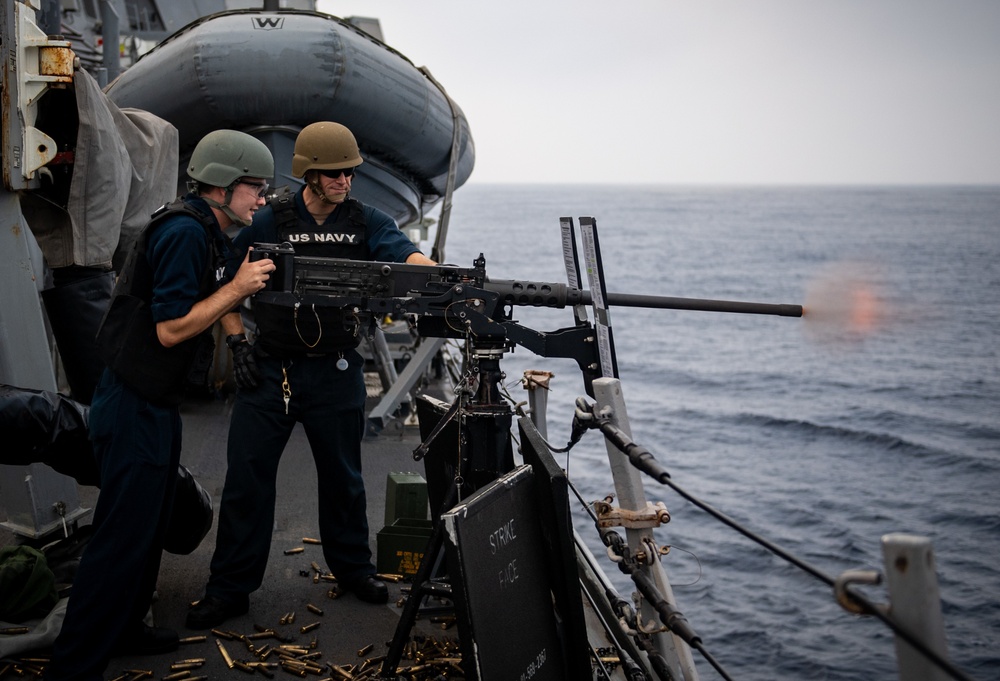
[
  {"x1": 252, "y1": 193, "x2": 371, "y2": 355},
  {"x1": 95, "y1": 199, "x2": 226, "y2": 405}
]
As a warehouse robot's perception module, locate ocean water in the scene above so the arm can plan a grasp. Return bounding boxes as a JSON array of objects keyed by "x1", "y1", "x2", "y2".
[{"x1": 443, "y1": 185, "x2": 1000, "y2": 680}]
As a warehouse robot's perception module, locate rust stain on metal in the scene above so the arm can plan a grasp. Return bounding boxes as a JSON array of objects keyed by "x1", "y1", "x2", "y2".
[{"x1": 39, "y1": 46, "x2": 74, "y2": 80}]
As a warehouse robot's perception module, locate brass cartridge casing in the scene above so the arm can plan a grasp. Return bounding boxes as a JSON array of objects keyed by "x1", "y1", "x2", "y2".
[
  {"x1": 306, "y1": 603, "x2": 324, "y2": 615},
  {"x1": 284, "y1": 547, "x2": 304, "y2": 555},
  {"x1": 215, "y1": 639, "x2": 235, "y2": 669},
  {"x1": 299, "y1": 621, "x2": 321, "y2": 633},
  {"x1": 278, "y1": 662, "x2": 307, "y2": 677},
  {"x1": 178, "y1": 635, "x2": 208, "y2": 644},
  {"x1": 302, "y1": 537, "x2": 321, "y2": 544},
  {"x1": 329, "y1": 665, "x2": 354, "y2": 679},
  {"x1": 162, "y1": 672, "x2": 192, "y2": 681},
  {"x1": 357, "y1": 643, "x2": 374, "y2": 657},
  {"x1": 359, "y1": 655, "x2": 385, "y2": 671}
]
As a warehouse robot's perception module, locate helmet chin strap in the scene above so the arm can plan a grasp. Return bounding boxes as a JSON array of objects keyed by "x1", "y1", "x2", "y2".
[
  {"x1": 306, "y1": 177, "x2": 348, "y2": 204},
  {"x1": 203, "y1": 188, "x2": 251, "y2": 227}
]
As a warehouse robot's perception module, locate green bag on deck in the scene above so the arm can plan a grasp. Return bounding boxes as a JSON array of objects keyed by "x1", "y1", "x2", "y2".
[{"x1": 0, "y1": 545, "x2": 59, "y2": 622}]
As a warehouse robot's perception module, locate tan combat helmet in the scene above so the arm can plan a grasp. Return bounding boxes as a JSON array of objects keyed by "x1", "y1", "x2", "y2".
[{"x1": 291, "y1": 121, "x2": 364, "y2": 177}]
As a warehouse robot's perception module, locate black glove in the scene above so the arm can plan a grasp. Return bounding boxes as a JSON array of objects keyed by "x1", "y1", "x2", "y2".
[{"x1": 227, "y1": 334, "x2": 260, "y2": 390}]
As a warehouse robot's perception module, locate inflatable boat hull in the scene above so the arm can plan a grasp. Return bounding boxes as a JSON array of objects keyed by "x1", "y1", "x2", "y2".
[{"x1": 105, "y1": 10, "x2": 475, "y2": 226}]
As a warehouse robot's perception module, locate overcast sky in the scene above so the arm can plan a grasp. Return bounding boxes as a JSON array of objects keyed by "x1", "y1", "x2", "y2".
[{"x1": 315, "y1": 0, "x2": 1000, "y2": 186}]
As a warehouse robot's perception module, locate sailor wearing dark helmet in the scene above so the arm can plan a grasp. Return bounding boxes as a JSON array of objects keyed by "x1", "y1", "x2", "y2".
[
  {"x1": 186, "y1": 121, "x2": 436, "y2": 629},
  {"x1": 44, "y1": 130, "x2": 275, "y2": 681}
]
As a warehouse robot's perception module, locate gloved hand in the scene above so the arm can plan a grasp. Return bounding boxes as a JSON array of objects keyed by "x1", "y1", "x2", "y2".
[{"x1": 227, "y1": 334, "x2": 260, "y2": 390}]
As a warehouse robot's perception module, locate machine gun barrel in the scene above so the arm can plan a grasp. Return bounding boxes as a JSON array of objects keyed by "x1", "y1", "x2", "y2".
[{"x1": 485, "y1": 279, "x2": 803, "y2": 318}]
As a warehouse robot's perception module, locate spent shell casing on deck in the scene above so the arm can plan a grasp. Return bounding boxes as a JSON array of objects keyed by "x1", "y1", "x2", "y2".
[
  {"x1": 306, "y1": 603, "x2": 324, "y2": 616},
  {"x1": 278, "y1": 662, "x2": 307, "y2": 678},
  {"x1": 299, "y1": 621, "x2": 320, "y2": 633},
  {"x1": 232, "y1": 660, "x2": 255, "y2": 673},
  {"x1": 302, "y1": 537, "x2": 321, "y2": 544},
  {"x1": 329, "y1": 665, "x2": 354, "y2": 680},
  {"x1": 215, "y1": 638, "x2": 235, "y2": 669},
  {"x1": 161, "y1": 671, "x2": 192, "y2": 681},
  {"x1": 357, "y1": 643, "x2": 374, "y2": 657},
  {"x1": 177, "y1": 635, "x2": 207, "y2": 644},
  {"x1": 284, "y1": 547, "x2": 304, "y2": 555}
]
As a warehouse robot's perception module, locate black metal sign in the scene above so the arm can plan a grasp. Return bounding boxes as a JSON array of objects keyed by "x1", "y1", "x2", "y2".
[{"x1": 442, "y1": 466, "x2": 566, "y2": 681}]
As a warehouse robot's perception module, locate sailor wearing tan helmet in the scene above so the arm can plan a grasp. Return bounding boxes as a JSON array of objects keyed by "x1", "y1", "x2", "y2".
[{"x1": 186, "y1": 122, "x2": 433, "y2": 629}]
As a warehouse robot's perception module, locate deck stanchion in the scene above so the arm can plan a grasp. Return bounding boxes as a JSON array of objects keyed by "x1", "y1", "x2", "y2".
[{"x1": 881, "y1": 534, "x2": 950, "y2": 681}]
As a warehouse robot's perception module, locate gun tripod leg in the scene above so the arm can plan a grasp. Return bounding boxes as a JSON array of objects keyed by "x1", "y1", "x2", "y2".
[{"x1": 379, "y1": 485, "x2": 458, "y2": 679}]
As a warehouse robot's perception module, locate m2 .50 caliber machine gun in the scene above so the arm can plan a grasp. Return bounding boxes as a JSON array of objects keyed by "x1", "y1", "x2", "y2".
[
  {"x1": 250, "y1": 241, "x2": 802, "y2": 400},
  {"x1": 249, "y1": 238, "x2": 802, "y2": 500},
  {"x1": 252, "y1": 243, "x2": 605, "y2": 401}
]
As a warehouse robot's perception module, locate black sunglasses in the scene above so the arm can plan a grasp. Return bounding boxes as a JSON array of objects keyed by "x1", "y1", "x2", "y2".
[{"x1": 317, "y1": 167, "x2": 356, "y2": 179}]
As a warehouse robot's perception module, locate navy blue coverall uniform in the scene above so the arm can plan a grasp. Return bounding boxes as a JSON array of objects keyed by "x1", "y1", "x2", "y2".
[
  {"x1": 46, "y1": 196, "x2": 232, "y2": 681},
  {"x1": 202, "y1": 187, "x2": 419, "y2": 605}
]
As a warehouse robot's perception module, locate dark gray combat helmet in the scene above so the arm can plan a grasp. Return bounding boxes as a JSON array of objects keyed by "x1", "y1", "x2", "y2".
[{"x1": 188, "y1": 129, "x2": 274, "y2": 187}]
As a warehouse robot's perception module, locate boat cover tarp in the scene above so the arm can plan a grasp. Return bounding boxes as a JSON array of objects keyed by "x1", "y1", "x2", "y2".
[{"x1": 20, "y1": 68, "x2": 178, "y2": 271}]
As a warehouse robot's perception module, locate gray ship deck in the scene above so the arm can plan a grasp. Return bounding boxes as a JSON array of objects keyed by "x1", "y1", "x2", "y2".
[
  {"x1": 5, "y1": 392, "x2": 456, "y2": 679},
  {"x1": 133, "y1": 393, "x2": 455, "y2": 679}
]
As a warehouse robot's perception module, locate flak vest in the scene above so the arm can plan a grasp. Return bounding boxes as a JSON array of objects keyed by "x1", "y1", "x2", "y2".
[
  {"x1": 252, "y1": 192, "x2": 371, "y2": 356},
  {"x1": 95, "y1": 200, "x2": 227, "y2": 405}
]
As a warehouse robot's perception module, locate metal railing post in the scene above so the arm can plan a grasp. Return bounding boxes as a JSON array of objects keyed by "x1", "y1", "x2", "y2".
[
  {"x1": 882, "y1": 533, "x2": 950, "y2": 681},
  {"x1": 593, "y1": 376, "x2": 700, "y2": 681}
]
